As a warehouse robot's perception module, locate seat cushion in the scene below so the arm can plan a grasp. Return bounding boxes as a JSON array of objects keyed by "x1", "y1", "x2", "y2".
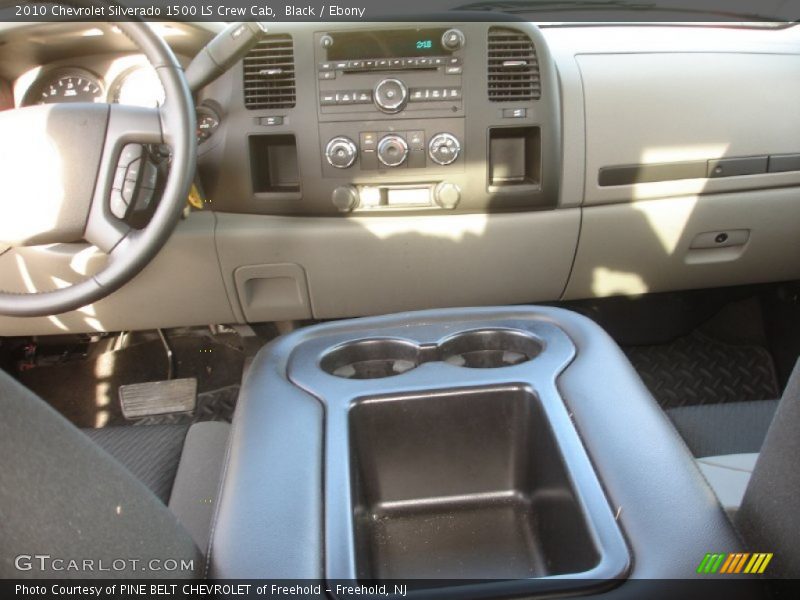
[
  {"x1": 667, "y1": 400, "x2": 778, "y2": 458},
  {"x1": 696, "y1": 453, "x2": 758, "y2": 517},
  {"x1": 83, "y1": 424, "x2": 189, "y2": 503}
]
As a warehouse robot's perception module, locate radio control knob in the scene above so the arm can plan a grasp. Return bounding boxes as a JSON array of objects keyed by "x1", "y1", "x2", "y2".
[
  {"x1": 442, "y1": 29, "x2": 465, "y2": 51},
  {"x1": 332, "y1": 185, "x2": 359, "y2": 212},
  {"x1": 428, "y1": 133, "x2": 461, "y2": 166},
  {"x1": 374, "y1": 78, "x2": 408, "y2": 114},
  {"x1": 320, "y1": 34, "x2": 334, "y2": 49},
  {"x1": 325, "y1": 136, "x2": 358, "y2": 169},
  {"x1": 434, "y1": 182, "x2": 461, "y2": 209},
  {"x1": 377, "y1": 135, "x2": 409, "y2": 167}
]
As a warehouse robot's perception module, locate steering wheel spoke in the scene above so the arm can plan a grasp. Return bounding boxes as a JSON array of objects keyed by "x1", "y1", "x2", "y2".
[{"x1": 84, "y1": 104, "x2": 163, "y2": 254}]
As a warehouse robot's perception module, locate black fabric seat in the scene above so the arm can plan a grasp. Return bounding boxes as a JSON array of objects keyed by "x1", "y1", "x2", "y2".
[
  {"x1": 0, "y1": 370, "x2": 230, "y2": 578},
  {"x1": 83, "y1": 424, "x2": 190, "y2": 503}
]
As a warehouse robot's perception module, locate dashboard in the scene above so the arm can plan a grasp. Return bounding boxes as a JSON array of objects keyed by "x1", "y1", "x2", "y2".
[
  {"x1": 2, "y1": 20, "x2": 800, "y2": 336},
  {"x1": 191, "y1": 21, "x2": 561, "y2": 217}
]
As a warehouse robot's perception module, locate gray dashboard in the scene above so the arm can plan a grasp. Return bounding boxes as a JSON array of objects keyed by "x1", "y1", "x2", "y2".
[{"x1": 2, "y1": 21, "x2": 800, "y2": 335}]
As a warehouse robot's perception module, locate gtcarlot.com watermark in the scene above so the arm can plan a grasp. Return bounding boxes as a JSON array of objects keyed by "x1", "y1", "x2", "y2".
[{"x1": 14, "y1": 554, "x2": 194, "y2": 573}]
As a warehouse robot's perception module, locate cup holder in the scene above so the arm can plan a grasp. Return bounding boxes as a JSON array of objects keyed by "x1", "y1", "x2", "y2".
[
  {"x1": 440, "y1": 329, "x2": 543, "y2": 369},
  {"x1": 321, "y1": 329, "x2": 543, "y2": 379},
  {"x1": 320, "y1": 339, "x2": 420, "y2": 379}
]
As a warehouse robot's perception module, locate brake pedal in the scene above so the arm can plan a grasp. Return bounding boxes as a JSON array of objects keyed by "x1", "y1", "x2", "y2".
[{"x1": 119, "y1": 378, "x2": 197, "y2": 419}]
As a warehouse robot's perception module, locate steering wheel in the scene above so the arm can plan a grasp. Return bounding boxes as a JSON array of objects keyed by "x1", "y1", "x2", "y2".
[{"x1": 0, "y1": 18, "x2": 196, "y2": 317}]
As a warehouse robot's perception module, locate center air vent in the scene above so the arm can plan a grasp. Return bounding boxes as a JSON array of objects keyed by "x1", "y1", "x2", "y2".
[
  {"x1": 488, "y1": 27, "x2": 541, "y2": 102},
  {"x1": 243, "y1": 34, "x2": 296, "y2": 109}
]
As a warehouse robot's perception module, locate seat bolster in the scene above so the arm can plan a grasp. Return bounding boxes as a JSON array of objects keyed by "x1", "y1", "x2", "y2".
[
  {"x1": 168, "y1": 421, "x2": 231, "y2": 554},
  {"x1": 696, "y1": 453, "x2": 758, "y2": 518}
]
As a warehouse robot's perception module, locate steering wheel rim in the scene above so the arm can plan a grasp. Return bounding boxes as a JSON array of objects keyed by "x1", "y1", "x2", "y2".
[{"x1": 0, "y1": 19, "x2": 196, "y2": 318}]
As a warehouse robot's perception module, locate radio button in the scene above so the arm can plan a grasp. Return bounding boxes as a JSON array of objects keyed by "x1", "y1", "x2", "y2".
[
  {"x1": 418, "y1": 58, "x2": 433, "y2": 67},
  {"x1": 448, "y1": 57, "x2": 461, "y2": 66},
  {"x1": 445, "y1": 66, "x2": 463, "y2": 75},
  {"x1": 374, "y1": 78, "x2": 408, "y2": 113},
  {"x1": 442, "y1": 29, "x2": 466, "y2": 51},
  {"x1": 410, "y1": 89, "x2": 425, "y2": 101},
  {"x1": 320, "y1": 93, "x2": 337, "y2": 105},
  {"x1": 377, "y1": 59, "x2": 391, "y2": 68},
  {"x1": 319, "y1": 71, "x2": 335, "y2": 80},
  {"x1": 319, "y1": 62, "x2": 334, "y2": 71},
  {"x1": 356, "y1": 91, "x2": 372, "y2": 103},
  {"x1": 334, "y1": 61, "x2": 348, "y2": 70},
  {"x1": 365, "y1": 60, "x2": 376, "y2": 69},
  {"x1": 433, "y1": 57, "x2": 446, "y2": 66},
  {"x1": 390, "y1": 59, "x2": 403, "y2": 68},
  {"x1": 348, "y1": 60, "x2": 364, "y2": 69}
]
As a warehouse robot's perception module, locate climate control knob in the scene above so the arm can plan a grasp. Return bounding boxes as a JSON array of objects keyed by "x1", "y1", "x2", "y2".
[
  {"x1": 377, "y1": 135, "x2": 409, "y2": 167},
  {"x1": 428, "y1": 133, "x2": 461, "y2": 166},
  {"x1": 325, "y1": 136, "x2": 358, "y2": 169},
  {"x1": 374, "y1": 78, "x2": 408, "y2": 114}
]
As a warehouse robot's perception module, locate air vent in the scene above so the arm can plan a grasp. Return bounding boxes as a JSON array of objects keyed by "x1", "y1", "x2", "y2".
[
  {"x1": 243, "y1": 34, "x2": 296, "y2": 109},
  {"x1": 488, "y1": 27, "x2": 541, "y2": 102}
]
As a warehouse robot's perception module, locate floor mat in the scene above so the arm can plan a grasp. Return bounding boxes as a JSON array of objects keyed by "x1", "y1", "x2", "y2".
[
  {"x1": 624, "y1": 330, "x2": 779, "y2": 409},
  {"x1": 133, "y1": 385, "x2": 239, "y2": 426},
  {"x1": 17, "y1": 333, "x2": 245, "y2": 428}
]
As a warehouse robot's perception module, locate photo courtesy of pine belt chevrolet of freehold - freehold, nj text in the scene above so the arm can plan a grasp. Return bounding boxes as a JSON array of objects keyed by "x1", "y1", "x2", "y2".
[{"x1": 1, "y1": 0, "x2": 800, "y2": 599}]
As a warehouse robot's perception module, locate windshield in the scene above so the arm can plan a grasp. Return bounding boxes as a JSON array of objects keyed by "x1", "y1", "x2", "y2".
[{"x1": 455, "y1": 0, "x2": 800, "y2": 24}]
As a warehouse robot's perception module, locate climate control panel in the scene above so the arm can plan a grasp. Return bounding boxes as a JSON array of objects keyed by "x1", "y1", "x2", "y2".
[{"x1": 322, "y1": 123, "x2": 464, "y2": 176}]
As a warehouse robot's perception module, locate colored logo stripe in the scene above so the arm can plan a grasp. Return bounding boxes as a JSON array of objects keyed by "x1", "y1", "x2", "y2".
[
  {"x1": 721, "y1": 553, "x2": 749, "y2": 573},
  {"x1": 697, "y1": 553, "x2": 773, "y2": 574},
  {"x1": 697, "y1": 553, "x2": 725, "y2": 574},
  {"x1": 745, "y1": 553, "x2": 773, "y2": 574}
]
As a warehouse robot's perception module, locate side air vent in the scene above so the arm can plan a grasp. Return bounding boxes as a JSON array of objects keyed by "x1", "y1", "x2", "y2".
[
  {"x1": 243, "y1": 34, "x2": 296, "y2": 109},
  {"x1": 488, "y1": 27, "x2": 541, "y2": 102}
]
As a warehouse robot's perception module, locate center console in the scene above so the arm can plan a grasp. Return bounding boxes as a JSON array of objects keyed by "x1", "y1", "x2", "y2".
[
  {"x1": 209, "y1": 306, "x2": 753, "y2": 598},
  {"x1": 199, "y1": 21, "x2": 562, "y2": 216},
  {"x1": 291, "y1": 318, "x2": 628, "y2": 597}
]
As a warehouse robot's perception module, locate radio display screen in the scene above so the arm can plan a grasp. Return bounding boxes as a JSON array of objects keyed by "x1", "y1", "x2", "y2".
[{"x1": 327, "y1": 29, "x2": 450, "y2": 60}]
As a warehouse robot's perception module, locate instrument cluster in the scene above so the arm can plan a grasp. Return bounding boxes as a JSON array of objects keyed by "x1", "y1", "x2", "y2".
[{"x1": 21, "y1": 64, "x2": 165, "y2": 108}]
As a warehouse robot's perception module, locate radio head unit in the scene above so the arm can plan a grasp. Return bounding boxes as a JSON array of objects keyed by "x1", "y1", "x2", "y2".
[
  {"x1": 325, "y1": 28, "x2": 454, "y2": 60},
  {"x1": 316, "y1": 27, "x2": 465, "y2": 119}
]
